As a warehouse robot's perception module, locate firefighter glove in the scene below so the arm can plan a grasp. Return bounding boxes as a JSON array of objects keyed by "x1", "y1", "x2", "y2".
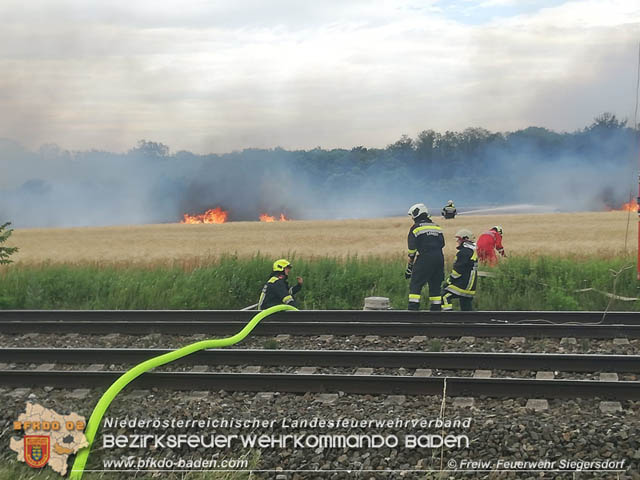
[{"x1": 404, "y1": 263, "x2": 413, "y2": 279}]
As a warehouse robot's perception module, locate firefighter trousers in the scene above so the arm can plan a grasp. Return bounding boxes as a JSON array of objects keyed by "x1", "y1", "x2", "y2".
[
  {"x1": 477, "y1": 248, "x2": 497, "y2": 266},
  {"x1": 408, "y1": 253, "x2": 444, "y2": 311},
  {"x1": 442, "y1": 291, "x2": 473, "y2": 311}
]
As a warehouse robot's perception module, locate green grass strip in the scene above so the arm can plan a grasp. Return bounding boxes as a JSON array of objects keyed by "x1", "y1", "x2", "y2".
[{"x1": 69, "y1": 304, "x2": 297, "y2": 480}]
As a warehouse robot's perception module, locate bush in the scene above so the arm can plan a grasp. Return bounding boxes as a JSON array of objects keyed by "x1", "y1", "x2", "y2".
[{"x1": 0, "y1": 222, "x2": 18, "y2": 264}]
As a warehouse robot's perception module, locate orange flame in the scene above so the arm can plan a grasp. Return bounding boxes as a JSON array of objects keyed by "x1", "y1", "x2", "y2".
[
  {"x1": 181, "y1": 207, "x2": 228, "y2": 224},
  {"x1": 620, "y1": 199, "x2": 638, "y2": 212},
  {"x1": 259, "y1": 213, "x2": 291, "y2": 222}
]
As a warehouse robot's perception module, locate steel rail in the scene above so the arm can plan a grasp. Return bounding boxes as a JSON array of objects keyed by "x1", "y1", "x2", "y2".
[
  {"x1": 2, "y1": 320, "x2": 639, "y2": 338},
  {"x1": 3, "y1": 348, "x2": 640, "y2": 373},
  {"x1": 1, "y1": 310, "x2": 638, "y2": 324},
  {"x1": 1, "y1": 370, "x2": 637, "y2": 399}
]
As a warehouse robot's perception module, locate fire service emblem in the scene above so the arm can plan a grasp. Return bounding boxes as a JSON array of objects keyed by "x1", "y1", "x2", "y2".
[
  {"x1": 24, "y1": 435, "x2": 50, "y2": 468},
  {"x1": 10, "y1": 402, "x2": 88, "y2": 476}
]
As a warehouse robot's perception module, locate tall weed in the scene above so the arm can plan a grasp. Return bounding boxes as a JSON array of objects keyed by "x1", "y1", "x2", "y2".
[{"x1": 0, "y1": 255, "x2": 637, "y2": 311}]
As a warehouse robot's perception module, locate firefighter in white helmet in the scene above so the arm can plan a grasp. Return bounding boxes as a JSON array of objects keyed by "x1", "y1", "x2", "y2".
[
  {"x1": 405, "y1": 203, "x2": 445, "y2": 311},
  {"x1": 441, "y1": 200, "x2": 457, "y2": 219},
  {"x1": 258, "y1": 259, "x2": 303, "y2": 310},
  {"x1": 442, "y1": 229, "x2": 478, "y2": 311}
]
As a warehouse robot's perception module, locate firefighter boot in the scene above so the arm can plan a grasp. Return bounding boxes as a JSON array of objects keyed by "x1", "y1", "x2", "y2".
[
  {"x1": 442, "y1": 293, "x2": 453, "y2": 311},
  {"x1": 408, "y1": 294, "x2": 420, "y2": 311},
  {"x1": 429, "y1": 296, "x2": 442, "y2": 311}
]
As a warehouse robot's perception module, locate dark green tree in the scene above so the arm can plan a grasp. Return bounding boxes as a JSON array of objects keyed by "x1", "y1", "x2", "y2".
[
  {"x1": 0, "y1": 222, "x2": 18, "y2": 264},
  {"x1": 588, "y1": 112, "x2": 627, "y2": 130},
  {"x1": 414, "y1": 129, "x2": 438, "y2": 163},
  {"x1": 386, "y1": 134, "x2": 416, "y2": 166},
  {"x1": 129, "y1": 140, "x2": 170, "y2": 158},
  {"x1": 387, "y1": 134, "x2": 414, "y2": 152}
]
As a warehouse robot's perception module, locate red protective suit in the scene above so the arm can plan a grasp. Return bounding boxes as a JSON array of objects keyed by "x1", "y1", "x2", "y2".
[{"x1": 476, "y1": 230, "x2": 505, "y2": 266}]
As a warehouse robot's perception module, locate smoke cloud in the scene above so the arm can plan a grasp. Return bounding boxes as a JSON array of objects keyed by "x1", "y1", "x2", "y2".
[{"x1": 0, "y1": 123, "x2": 636, "y2": 228}]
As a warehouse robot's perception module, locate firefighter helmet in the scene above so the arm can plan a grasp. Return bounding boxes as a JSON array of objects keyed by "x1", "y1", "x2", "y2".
[
  {"x1": 273, "y1": 258, "x2": 292, "y2": 272},
  {"x1": 491, "y1": 225, "x2": 503, "y2": 235},
  {"x1": 447, "y1": 200, "x2": 454, "y2": 206},
  {"x1": 455, "y1": 229, "x2": 473, "y2": 240},
  {"x1": 408, "y1": 203, "x2": 429, "y2": 219}
]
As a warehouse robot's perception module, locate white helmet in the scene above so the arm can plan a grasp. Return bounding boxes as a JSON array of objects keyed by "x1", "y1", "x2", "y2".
[
  {"x1": 447, "y1": 200, "x2": 454, "y2": 205},
  {"x1": 455, "y1": 228, "x2": 473, "y2": 240},
  {"x1": 408, "y1": 203, "x2": 429, "y2": 219},
  {"x1": 492, "y1": 225, "x2": 503, "y2": 235}
]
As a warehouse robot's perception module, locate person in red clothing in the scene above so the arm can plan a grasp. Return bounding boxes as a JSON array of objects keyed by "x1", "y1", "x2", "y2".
[{"x1": 476, "y1": 226, "x2": 506, "y2": 266}]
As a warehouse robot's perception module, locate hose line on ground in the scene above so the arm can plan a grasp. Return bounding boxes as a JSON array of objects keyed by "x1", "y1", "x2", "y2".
[{"x1": 69, "y1": 304, "x2": 297, "y2": 480}]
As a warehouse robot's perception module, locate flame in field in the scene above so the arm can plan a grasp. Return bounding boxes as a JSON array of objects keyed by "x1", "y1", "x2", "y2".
[
  {"x1": 259, "y1": 213, "x2": 291, "y2": 222},
  {"x1": 180, "y1": 208, "x2": 292, "y2": 223},
  {"x1": 620, "y1": 199, "x2": 638, "y2": 212},
  {"x1": 609, "y1": 199, "x2": 638, "y2": 212},
  {"x1": 181, "y1": 207, "x2": 228, "y2": 224}
]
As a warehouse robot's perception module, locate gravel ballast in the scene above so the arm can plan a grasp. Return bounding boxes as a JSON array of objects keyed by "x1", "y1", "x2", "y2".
[
  {"x1": 2, "y1": 388, "x2": 638, "y2": 479},
  {"x1": 2, "y1": 329, "x2": 639, "y2": 479},
  {"x1": 2, "y1": 333, "x2": 639, "y2": 355}
]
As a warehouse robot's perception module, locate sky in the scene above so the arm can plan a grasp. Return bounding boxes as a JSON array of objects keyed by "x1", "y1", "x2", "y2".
[{"x1": 0, "y1": 0, "x2": 639, "y2": 154}]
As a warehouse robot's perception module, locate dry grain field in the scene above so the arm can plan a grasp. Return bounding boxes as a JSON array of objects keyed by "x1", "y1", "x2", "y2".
[{"x1": 8, "y1": 211, "x2": 635, "y2": 266}]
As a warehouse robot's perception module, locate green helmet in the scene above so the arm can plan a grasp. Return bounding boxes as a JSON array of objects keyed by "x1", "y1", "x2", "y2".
[{"x1": 273, "y1": 258, "x2": 292, "y2": 272}]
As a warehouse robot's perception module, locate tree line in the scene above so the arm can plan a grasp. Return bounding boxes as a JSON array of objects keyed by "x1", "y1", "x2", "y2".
[{"x1": 0, "y1": 112, "x2": 637, "y2": 227}]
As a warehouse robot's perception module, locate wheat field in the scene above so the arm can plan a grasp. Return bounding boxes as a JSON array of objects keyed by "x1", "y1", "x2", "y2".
[{"x1": 7, "y1": 211, "x2": 636, "y2": 266}]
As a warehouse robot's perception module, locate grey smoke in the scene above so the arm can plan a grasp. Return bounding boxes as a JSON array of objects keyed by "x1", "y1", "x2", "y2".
[{"x1": 0, "y1": 125, "x2": 636, "y2": 228}]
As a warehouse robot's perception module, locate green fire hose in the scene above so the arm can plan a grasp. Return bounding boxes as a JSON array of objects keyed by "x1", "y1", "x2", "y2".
[{"x1": 69, "y1": 304, "x2": 297, "y2": 479}]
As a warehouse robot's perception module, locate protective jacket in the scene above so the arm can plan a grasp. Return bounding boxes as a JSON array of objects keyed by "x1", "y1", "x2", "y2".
[
  {"x1": 444, "y1": 240, "x2": 478, "y2": 298},
  {"x1": 407, "y1": 217, "x2": 445, "y2": 310},
  {"x1": 441, "y1": 205, "x2": 457, "y2": 219},
  {"x1": 407, "y1": 218, "x2": 445, "y2": 258},
  {"x1": 258, "y1": 273, "x2": 302, "y2": 310},
  {"x1": 476, "y1": 230, "x2": 505, "y2": 265}
]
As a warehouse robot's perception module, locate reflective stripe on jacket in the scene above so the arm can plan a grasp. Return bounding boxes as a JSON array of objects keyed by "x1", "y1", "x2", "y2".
[
  {"x1": 407, "y1": 220, "x2": 445, "y2": 258},
  {"x1": 445, "y1": 241, "x2": 478, "y2": 298},
  {"x1": 258, "y1": 274, "x2": 302, "y2": 310}
]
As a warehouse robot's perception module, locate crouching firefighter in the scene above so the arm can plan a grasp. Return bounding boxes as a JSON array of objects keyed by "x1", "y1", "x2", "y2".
[
  {"x1": 405, "y1": 203, "x2": 445, "y2": 311},
  {"x1": 442, "y1": 229, "x2": 478, "y2": 311},
  {"x1": 258, "y1": 259, "x2": 303, "y2": 310}
]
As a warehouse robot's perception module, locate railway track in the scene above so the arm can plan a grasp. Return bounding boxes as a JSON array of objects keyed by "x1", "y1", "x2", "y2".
[
  {"x1": 2, "y1": 311, "x2": 638, "y2": 399},
  {"x1": 1, "y1": 348, "x2": 638, "y2": 399},
  {"x1": 1, "y1": 309, "x2": 638, "y2": 324},
  {"x1": 2, "y1": 321, "x2": 638, "y2": 338},
  {"x1": 2, "y1": 348, "x2": 639, "y2": 372},
  {"x1": 1, "y1": 310, "x2": 639, "y2": 337},
  {"x1": 2, "y1": 370, "x2": 637, "y2": 399}
]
